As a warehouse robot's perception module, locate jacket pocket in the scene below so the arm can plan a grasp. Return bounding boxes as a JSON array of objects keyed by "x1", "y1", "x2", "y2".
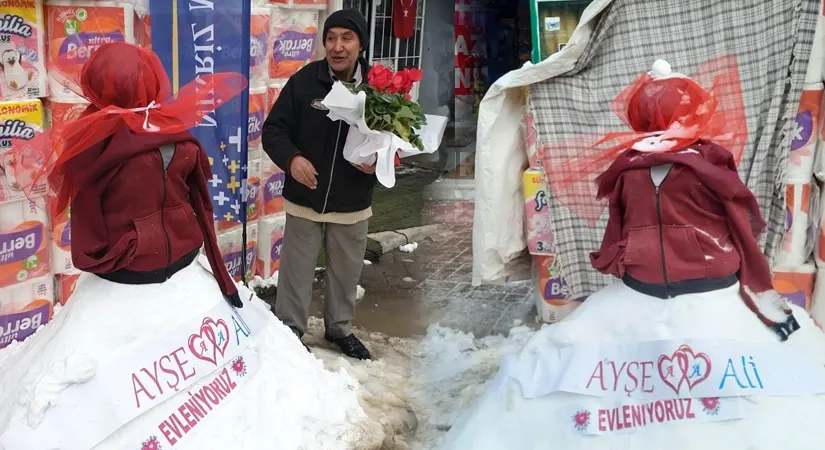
[
  {"x1": 624, "y1": 226, "x2": 660, "y2": 269},
  {"x1": 164, "y1": 204, "x2": 202, "y2": 257},
  {"x1": 133, "y1": 211, "x2": 166, "y2": 259},
  {"x1": 661, "y1": 225, "x2": 708, "y2": 282}
]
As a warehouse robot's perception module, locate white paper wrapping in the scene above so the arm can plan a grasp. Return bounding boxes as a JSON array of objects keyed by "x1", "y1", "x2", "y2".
[{"x1": 321, "y1": 81, "x2": 448, "y2": 188}]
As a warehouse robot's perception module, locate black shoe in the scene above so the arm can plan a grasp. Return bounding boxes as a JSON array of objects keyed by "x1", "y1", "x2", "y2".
[{"x1": 325, "y1": 333, "x2": 372, "y2": 360}]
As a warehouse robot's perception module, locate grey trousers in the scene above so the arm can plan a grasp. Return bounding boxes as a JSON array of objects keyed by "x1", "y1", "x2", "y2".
[{"x1": 275, "y1": 214, "x2": 368, "y2": 339}]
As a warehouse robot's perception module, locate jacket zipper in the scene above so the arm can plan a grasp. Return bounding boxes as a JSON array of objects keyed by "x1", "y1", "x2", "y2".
[
  {"x1": 653, "y1": 170, "x2": 672, "y2": 298},
  {"x1": 321, "y1": 122, "x2": 343, "y2": 214},
  {"x1": 158, "y1": 150, "x2": 172, "y2": 280}
]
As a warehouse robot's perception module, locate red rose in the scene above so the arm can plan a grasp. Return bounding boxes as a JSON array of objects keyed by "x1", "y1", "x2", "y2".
[
  {"x1": 389, "y1": 71, "x2": 411, "y2": 94},
  {"x1": 407, "y1": 68, "x2": 423, "y2": 82},
  {"x1": 368, "y1": 65, "x2": 393, "y2": 92}
]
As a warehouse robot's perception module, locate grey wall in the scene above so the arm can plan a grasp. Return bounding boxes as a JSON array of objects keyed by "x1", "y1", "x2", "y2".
[{"x1": 418, "y1": 0, "x2": 454, "y2": 116}]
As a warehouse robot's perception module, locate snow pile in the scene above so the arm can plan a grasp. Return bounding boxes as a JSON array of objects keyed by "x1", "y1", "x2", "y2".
[
  {"x1": 356, "y1": 285, "x2": 366, "y2": 301},
  {"x1": 0, "y1": 262, "x2": 385, "y2": 449},
  {"x1": 364, "y1": 260, "x2": 373, "y2": 266},
  {"x1": 399, "y1": 242, "x2": 419, "y2": 253},
  {"x1": 407, "y1": 324, "x2": 537, "y2": 449},
  {"x1": 305, "y1": 317, "x2": 420, "y2": 449},
  {"x1": 249, "y1": 271, "x2": 278, "y2": 290}
]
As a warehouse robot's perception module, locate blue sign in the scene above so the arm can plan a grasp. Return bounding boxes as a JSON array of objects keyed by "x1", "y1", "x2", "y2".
[{"x1": 149, "y1": 0, "x2": 251, "y2": 226}]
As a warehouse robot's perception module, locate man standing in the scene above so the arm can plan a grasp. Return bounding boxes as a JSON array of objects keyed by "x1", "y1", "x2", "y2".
[{"x1": 262, "y1": 9, "x2": 374, "y2": 360}]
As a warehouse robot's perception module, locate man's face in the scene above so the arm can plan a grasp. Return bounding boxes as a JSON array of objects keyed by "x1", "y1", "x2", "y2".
[{"x1": 325, "y1": 27, "x2": 360, "y2": 75}]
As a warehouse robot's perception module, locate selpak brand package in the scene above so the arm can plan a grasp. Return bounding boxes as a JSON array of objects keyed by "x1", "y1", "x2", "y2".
[
  {"x1": 45, "y1": 2, "x2": 136, "y2": 98},
  {"x1": 0, "y1": 99, "x2": 46, "y2": 203},
  {"x1": 0, "y1": 0, "x2": 47, "y2": 100},
  {"x1": 269, "y1": 7, "x2": 318, "y2": 80}
]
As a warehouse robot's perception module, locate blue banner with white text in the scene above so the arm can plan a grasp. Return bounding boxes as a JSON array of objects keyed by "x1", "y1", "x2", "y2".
[{"x1": 149, "y1": 0, "x2": 251, "y2": 226}]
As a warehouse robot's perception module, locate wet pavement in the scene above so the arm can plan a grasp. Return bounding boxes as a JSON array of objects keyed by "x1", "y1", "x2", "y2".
[{"x1": 309, "y1": 200, "x2": 537, "y2": 339}]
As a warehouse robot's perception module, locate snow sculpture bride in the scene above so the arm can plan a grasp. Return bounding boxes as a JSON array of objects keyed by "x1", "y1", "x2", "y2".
[
  {"x1": 442, "y1": 56, "x2": 825, "y2": 450},
  {"x1": 0, "y1": 42, "x2": 372, "y2": 449}
]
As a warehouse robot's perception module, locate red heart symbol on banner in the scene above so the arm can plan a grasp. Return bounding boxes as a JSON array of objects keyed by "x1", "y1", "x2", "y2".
[
  {"x1": 657, "y1": 352, "x2": 686, "y2": 395},
  {"x1": 188, "y1": 317, "x2": 231, "y2": 366},
  {"x1": 676, "y1": 345, "x2": 712, "y2": 390}
]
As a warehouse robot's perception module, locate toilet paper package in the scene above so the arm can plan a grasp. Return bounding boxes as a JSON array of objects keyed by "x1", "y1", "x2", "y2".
[
  {"x1": 45, "y1": 1, "x2": 136, "y2": 99},
  {"x1": 44, "y1": 94, "x2": 87, "y2": 140},
  {"x1": 49, "y1": 205, "x2": 72, "y2": 273},
  {"x1": 262, "y1": 157, "x2": 285, "y2": 216},
  {"x1": 0, "y1": 0, "x2": 47, "y2": 100},
  {"x1": 773, "y1": 262, "x2": 816, "y2": 311},
  {"x1": 248, "y1": 85, "x2": 267, "y2": 148},
  {"x1": 269, "y1": 7, "x2": 318, "y2": 80},
  {"x1": 268, "y1": 79, "x2": 284, "y2": 110},
  {"x1": 217, "y1": 222, "x2": 258, "y2": 283},
  {"x1": 0, "y1": 275, "x2": 54, "y2": 349},
  {"x1": 268, "y1": 0, "x2": 327, "y2": 10},
  {"x1": 788, "y1": 83, "x2": 822, "y2": 180},
  {"x1": 777, "y1": 181, "x2": 817, "y2": 268},
  {"x1": 248, "y1": 143, "x2": 263, "y2": 162},
  {"x1": 246, "y1": 157, "x2": 263, "y2": 223},
  {"x1": 522, "y1": 168, "x2": 555, "y2": 255},
  {"x1": 806, "y1": 9, "x2": 825, "y2": 84},
  {"x1": 55, "y1": 270, "x2": 80, "y2": 306},
  {"x1": 0, "y1": 197, "x2": 50, "y2": 288},
  {"x1": 250, "y1": 7, "x2": 270, "y2": 88},
  {"x1": 811, "y1": 268, "x2": 825, "y2": 328},
  {"x1": 534, "y1": 255, "x2": 581, "y2": 324},
  {"x1": 256, "y1": 213, "x2": 285, "y2": 278},
  {"x1": 0, "y1": 99, "x2": 46, "y2": 203}
]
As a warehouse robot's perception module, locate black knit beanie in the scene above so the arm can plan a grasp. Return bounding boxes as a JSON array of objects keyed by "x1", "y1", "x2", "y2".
[{"x1": 323, "y1": 9, "x2": 369, "y2": 51}]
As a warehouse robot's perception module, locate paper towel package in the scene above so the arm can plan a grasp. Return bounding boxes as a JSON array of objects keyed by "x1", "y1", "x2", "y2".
[
  {"x1": 262, "y1": 157, "x2": 285, "y2": 216},
  {"x1": 49, "y1": 205, "x2": 72, "y2": 274},
  {"x1": 55, "y1": 271, "x2": 79, "y2": 306},
  {"x1": 0, "y1": 0, "x2": 47, "y2": 100},
  {"x1": 248, "y1": 85, "x2": 267, "y2": 148},
  {"x1": 535, "y1": 255, "x2": 581, "y2": 323},
  {"x1": 256, "y1": 213, "x2": 285, "y2": 278},
  {"x1": 246, "y1": 157, "x2": 263, "y2": 223},
  {"x1": 0, "y1": 99, "x2": 46, "y2": 203},
  {"x1": 268, "y1": 0, "x2": 328, "y2": 10},
  {"x1": 269, "y1": 7, "x2": 318, "y2": 80},
  {"x1": 250, "y1": 7, "x2": 270, "y2": 88},
  {"x1": 788, "y1": 83, "x2": 823, "y2": 180},
  {"x1": 0, "y1": 275, "x2": 54, "y2": 349},
  {"x1": 44, "y1": 94, "x2": 87, "y2": 140},
  {"x1": 268, "y1": 79, "x2": 284, "y2": 110},
  {"x1": 777, "y1": 181, "x2": 815, "y2": 267},
  {"x1": 773, "y1": 263, "x2": 816, "y2": 311},
  {"x1": 45, "y1": 1, "x2": 136, "y2": 98},
  {"x1": 522, "y1": 168, "x2": 555, "y2": 255},
  {"x1": 217, "y1": 222, "x2": 258, "y2": 283},
  {"x1": 0, "y1": 197, "x2": 50, "y2": 288}
]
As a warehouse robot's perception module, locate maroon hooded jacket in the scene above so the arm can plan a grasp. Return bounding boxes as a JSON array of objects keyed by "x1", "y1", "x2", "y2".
[
  {"x1": 68, "y1": 127, "x2": 239, "y2": 303},
  {"x1": 591, "y1": 141, "x2": 777, "y2": 326}
]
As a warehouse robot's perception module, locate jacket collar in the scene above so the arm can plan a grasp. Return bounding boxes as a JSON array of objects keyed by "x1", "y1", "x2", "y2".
[{"x1": 318, "y1": 56, "x2": 369, "y2": 85}]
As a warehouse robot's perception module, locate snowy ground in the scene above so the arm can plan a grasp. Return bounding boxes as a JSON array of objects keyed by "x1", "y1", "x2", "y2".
[{"x1": 302, "y1": 316, "x2": 539, "y2": 449}]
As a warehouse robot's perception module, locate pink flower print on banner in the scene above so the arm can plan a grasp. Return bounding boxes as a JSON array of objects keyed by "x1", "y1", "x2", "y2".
[
  {"x1": 232, "y1": 356, "x2": 248, "y2": 377},
  {"x1": 701, "y1": 397, "x2": 721, "y2": 415},
  {"x1": 572, "y1": 410, "x2": 591, "y2": 432},
  {"x1": 141, "y1": 436, "x2": 162, "y2": 450}
]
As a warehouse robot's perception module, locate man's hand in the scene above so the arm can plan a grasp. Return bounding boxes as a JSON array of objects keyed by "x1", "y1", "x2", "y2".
[
  {"x1": 352, "y1": 162, "x2": 376, "y2": 174},
  {"x1": 289, "y1": 156, "x2": 318, "y2": 189}
]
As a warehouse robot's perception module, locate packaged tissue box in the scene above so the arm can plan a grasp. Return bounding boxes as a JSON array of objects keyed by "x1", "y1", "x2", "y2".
[
  {"x1": 256, "y1": 213, "x2": 285, "y2": 279},
  {"x1": 523, "y1": 168, "x2": 555, "y2": 255}
]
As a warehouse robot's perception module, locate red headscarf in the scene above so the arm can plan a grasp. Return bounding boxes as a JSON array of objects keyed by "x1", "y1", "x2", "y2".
[
  {"x1": 541, "y1": 55, "x2": 747, "y2": 227},
  {"x1": 13, "y1": 42, "x2": 247, "y2": 215}
]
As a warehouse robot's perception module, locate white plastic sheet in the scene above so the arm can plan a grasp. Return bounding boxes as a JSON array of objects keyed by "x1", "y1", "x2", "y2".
[
  {"x1": 322, "y1": 81, "x2": 448, "y2": 188},
  {"x1": 471, "y1": 0, "x2": 613, "y2": 285}
]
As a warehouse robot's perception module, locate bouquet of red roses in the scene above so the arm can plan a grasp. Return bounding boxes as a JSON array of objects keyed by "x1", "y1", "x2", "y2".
[
  {"x1": 357, "y1": 65, "x2": 427, "y2": 151},
  {"x1": 322, "y1": 64, "x2": 447, "y2": 188}
]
